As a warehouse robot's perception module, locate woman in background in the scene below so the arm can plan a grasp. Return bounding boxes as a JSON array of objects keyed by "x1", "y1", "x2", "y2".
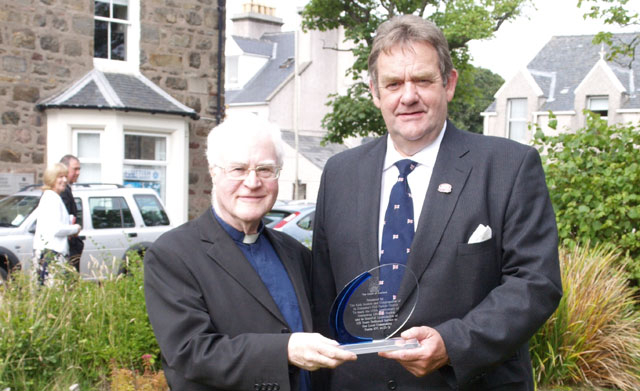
[{"x1": 33, "y1": 163, "x2": 81, "y2": 282}]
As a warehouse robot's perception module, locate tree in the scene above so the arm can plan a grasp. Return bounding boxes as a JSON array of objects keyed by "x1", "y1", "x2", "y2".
[
  {"x1": 301, "y1": 0, "x2": 528, "y2": 143},
  {"x1": 578, "y1": 0, "x2": 640, "y2": 67},
  {"x1": 449, "y1": 66, "x2": 504, "y2": 134},
  {"x1": 532, "y1": 112, "x2": 640, "y2": 283}
]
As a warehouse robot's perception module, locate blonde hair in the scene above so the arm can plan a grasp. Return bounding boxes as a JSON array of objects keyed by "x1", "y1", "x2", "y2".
[{"x1": 42, "y1": 163, "x2": 68, "y2": 191}]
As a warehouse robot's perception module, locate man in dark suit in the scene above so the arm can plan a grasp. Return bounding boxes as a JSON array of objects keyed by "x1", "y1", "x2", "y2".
[
  {"x1": 312, "y1": 15, "x2": 562, "y2": 390},
  {"x1": 144, "y1": 114, "x2": 355, "y2": 391},
  {"x1": 59, "y1": 154, "x2": 83, "y2": 272}
]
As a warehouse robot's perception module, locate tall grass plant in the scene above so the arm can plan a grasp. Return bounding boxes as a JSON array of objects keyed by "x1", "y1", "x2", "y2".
[
  {"x1": 531, "y1": 243, "x2": 640, "y2": 390},
  {"x1": 0, "y1": 253, "x2": 159, "y2": 390}
]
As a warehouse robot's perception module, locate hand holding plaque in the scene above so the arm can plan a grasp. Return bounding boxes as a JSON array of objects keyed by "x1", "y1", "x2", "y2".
[{"x1": 329, "y1": 263, "x2": 420, "y2": 354}]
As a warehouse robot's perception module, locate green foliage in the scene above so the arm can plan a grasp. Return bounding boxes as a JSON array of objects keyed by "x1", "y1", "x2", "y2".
[
  {"x1": 533, "y1": 113, "x2": 640, "y2": 283},
  {"x1": 0, "y1": 251, "x2": 160, "y2": 390},
  {"x1": 301, "y1": 0, "x2": 525, "y2": 142},
  {"x1": 530, "y1": 244, "x2": 640, "y2": 390},
  {"x1": 578, "y1": 0, "x2": 639, "y2": 67},
  {"x1": 448, "y1": 66, "x2": 504, "y2": 134}
]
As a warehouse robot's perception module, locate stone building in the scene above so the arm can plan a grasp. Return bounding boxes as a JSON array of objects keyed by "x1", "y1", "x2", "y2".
[{"x1": 0, "y1": 0, "x2": 225, "y2": 223}]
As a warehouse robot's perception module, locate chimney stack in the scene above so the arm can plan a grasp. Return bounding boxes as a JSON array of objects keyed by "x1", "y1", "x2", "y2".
[{"x1": 231, "y1": 1, "x2": 284, "y2": 40}]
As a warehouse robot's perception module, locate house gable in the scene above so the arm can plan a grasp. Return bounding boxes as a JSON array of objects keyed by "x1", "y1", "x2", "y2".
[
  {"x1": 484, "y1": 33, "x2": 640, "y2": 143},
  {"x1": 483, "y1": 68, "x2": 544, "y2": 139}
]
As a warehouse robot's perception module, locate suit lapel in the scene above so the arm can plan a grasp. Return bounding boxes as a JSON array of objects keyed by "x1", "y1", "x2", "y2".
[
  {"x1": 357, "y1": 137, "x2": 387, "y2": 272},
  {"x1": 266, "y1": 229, "x2": 313, "y2": 332},
  {"x1": 196, "y1": 210, "x2": 287, "y2": 326},
  {"x1": 408, "y1": 123, "x2": 472, "y2": 282}
]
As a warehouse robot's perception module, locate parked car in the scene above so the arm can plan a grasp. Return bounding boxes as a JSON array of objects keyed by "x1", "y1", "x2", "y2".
[
  {"x1": 264, "y1": 203, "x2": 315, "y2": 247},
  {"x1": 0, "y1": 184, "x2": 173, "y2": 281}
]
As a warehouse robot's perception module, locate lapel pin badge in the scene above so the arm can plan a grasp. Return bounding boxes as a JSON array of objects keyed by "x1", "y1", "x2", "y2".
[{"x1": 437, "y1": 183, "x2": 452, "y2": 194}]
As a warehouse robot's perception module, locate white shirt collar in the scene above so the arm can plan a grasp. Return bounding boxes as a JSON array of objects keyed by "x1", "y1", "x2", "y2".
[{"x1": 383, "y1": 122, "x2": 447, "y2": 171}]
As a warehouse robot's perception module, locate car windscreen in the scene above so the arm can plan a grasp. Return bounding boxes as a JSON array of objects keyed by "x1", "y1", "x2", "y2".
[{"x1": 0, "y1": 195, "x2": 40, "y2": 227}]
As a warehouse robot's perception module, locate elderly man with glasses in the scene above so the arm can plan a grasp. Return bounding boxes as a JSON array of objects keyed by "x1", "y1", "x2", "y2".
[{"x1": 144, "y1": 114, "x2": 355, "y2": 391}]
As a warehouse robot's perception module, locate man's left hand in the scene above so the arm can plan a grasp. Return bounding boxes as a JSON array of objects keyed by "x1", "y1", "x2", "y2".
[{"x1": 378, "y1": 326, "x2": 449, "y2": 377}]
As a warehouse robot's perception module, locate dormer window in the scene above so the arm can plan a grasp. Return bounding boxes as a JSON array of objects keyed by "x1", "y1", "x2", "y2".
[
  {"x1": 94, "y1": 0, "x2": 129, "y2": 61},
  {"x1": 588, "y1": 96, "x2": 608, "y2": 119}
]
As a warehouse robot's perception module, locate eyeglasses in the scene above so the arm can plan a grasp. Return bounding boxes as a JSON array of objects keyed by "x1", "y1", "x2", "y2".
[{"x1": 216, "y1": 164, "x2": 281, "y2": 180}]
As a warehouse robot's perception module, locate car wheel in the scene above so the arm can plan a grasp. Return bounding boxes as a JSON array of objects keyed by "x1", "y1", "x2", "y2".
[
  {"x1": 0, "y1": 248, "x2": 19, "y2": 281},
  {"x1": 118, "y1": 242, "x2": 151, "y2": 275}
]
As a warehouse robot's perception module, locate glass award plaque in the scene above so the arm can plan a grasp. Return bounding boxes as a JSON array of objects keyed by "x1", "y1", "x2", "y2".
[{"x1": 329, "y1": 263, "x2": 420, "y2": 354}]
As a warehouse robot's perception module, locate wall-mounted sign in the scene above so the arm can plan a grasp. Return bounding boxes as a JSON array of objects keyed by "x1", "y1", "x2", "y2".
[{"x1": 0, "y1": 173, "x2": 35, "y2": 196}]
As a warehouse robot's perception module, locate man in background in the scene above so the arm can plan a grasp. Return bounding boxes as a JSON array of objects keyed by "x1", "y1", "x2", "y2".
[{"x1": 59, "y1": 154, "x2": 83, "y2": 272}]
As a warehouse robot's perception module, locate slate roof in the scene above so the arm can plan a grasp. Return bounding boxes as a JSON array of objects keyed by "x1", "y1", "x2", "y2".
[
  {"x1": 37, "y1": 69, "x2": 198, "y2": 119},
  {"x1": 281, "y1": 130, "x2": 348, "y2": 169},
  {"x1": 232, "y1": 35, "x2": 274, "y2": 57},
  {"x1": 486, "y1": 33, "x2": 640, "y2": 112},
  {"x1": 226, "y1": 31, "x2": 295, "y2": 104}
]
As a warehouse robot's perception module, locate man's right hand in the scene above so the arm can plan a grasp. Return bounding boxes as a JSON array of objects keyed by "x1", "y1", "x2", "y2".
[{"x1": 287, "y1": 332, "x2": 356, "y2": 371}]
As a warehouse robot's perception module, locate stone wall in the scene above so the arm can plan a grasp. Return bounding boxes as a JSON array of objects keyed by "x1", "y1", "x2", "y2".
[
  {"x1": 0, "y1": 0, "x2": 224, "y2": 219},
  {"x1": 139, "y1": 0, "x2": 224, "y2": 219},
  {"x1": 0, "y1": 0, "x2": 94, "y2": 182}
]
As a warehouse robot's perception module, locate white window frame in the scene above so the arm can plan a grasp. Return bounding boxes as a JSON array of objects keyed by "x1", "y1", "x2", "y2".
[
  {"x1": 122, "y1": 132, "x2": 169, "y2": 202},
  {"x1": 507, "y1": 98, "x2": 528, "y2": 143},
  {"x1": 73, "y1": 129, "x2": 104, "y2": 184},
  {"x1": 93, "y1": 0, "x2": 140, "y2": 74},
  {"x1": 225, "y1": 55, "x2": 239, "y2": 87},
  {"x1": 588, "y1": 95, "x2": 609, "y2": 120}
]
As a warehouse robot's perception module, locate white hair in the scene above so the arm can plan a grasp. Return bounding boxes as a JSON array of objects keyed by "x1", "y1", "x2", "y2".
[{"x1": 206, "y1": 114, "x2": 284, "y2": 168}]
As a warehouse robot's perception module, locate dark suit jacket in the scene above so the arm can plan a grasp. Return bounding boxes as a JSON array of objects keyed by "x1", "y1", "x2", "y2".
[
  {"x1": 144, "y1": 208, "x2": 313, "y2": 391},
  {"x1": 312, "y1": 122, "x2": 562, "y2": 390},
  {"x1": 60, "y1": 185, "x2": 83, "y2": 262}
]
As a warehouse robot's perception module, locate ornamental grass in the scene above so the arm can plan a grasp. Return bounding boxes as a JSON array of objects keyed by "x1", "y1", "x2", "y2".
[
  {"x1": 531, "y1": 243, "x2": 640, "y2": 390},
  {"x1": 0, "y1": 254, "x2": 161, "y2": 390}
]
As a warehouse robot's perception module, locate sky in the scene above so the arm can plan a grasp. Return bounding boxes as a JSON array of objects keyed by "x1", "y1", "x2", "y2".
[{"x1": 227, "y1": 0, "x2": 640, "y2": 80}]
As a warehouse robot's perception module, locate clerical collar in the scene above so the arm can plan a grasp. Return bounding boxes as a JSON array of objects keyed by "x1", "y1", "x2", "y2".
[{"x1": 212, "y1": 208, "x2": 264, "y2": 244}]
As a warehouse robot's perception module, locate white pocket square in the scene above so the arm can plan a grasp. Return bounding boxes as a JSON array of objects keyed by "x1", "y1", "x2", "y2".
[{"x1": 468, "y1": 224, "x2": 492, "y2": 244}]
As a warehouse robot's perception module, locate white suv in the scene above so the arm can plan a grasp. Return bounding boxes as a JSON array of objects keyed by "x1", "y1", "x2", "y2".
[{"x1": 0, "y1": 184, "x2": 173, "y2": 280}]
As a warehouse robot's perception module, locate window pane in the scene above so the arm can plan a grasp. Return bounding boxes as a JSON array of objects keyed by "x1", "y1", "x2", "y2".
[
  {"x1": 89, "y1": 197, "x2": 134, "y2": 229},
  {"x1": 0, "y1": 195, "x2": 40, "y2": 227},
  {"x1": 509, "y1": 121, "x2": 527, "y2": 143},
  {"x1": 115, "y1": 197, "x2": 135, "y2": 227},
  {"x1": 78, "y1": 133, "x2": 100, "y2": 158},
  {"x1": 297, "y1": 211, "x2": 314, "y2": 231},
  {"x1": 77, "y1": 133, "x2": 101, "y2": 183},
  {"x1": 113, "y1": 3, "x2": 128, "y2": 20},
  {"x1": 94, "y1": 1, "x2": 109, "y2": 17},
  {"x1": 94, "y1": 20, "x2": 109, "y2": 59},
  {"x1": 111, "y1": 22, "x2": 126, "y2": 61},
  {"x1": 125, "y1": 135, "x2": 166, "y2": 161},
  {"x1": 134, "y1": 195, "x2": 170, "y2": 226},
  {"x1": 226, "y1": 56, "x2": 239, "y2": 84},
  {"x1": 123, "y1": 165, "x2": 166, "y2": 201},
  {"x1": 509, "y1": 98, "x2": 527, "y2": 118},
  {"x1": 589, "y1": 97, "x2": 608, "y2": 110},
  {"x1": 74, "y1": 198, "x2": 83, "y2": 227}
]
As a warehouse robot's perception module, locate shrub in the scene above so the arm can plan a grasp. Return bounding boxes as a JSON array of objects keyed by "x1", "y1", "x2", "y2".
[
  {"x1": 533, "y1": 113, "x2": 640, "y2": 283},
  {"x1": 530, "y1": 243, "x2": 640, "y2": 390},
  {"x1": 0, "y1": 252, "x2": 161, "y2": 390}
]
